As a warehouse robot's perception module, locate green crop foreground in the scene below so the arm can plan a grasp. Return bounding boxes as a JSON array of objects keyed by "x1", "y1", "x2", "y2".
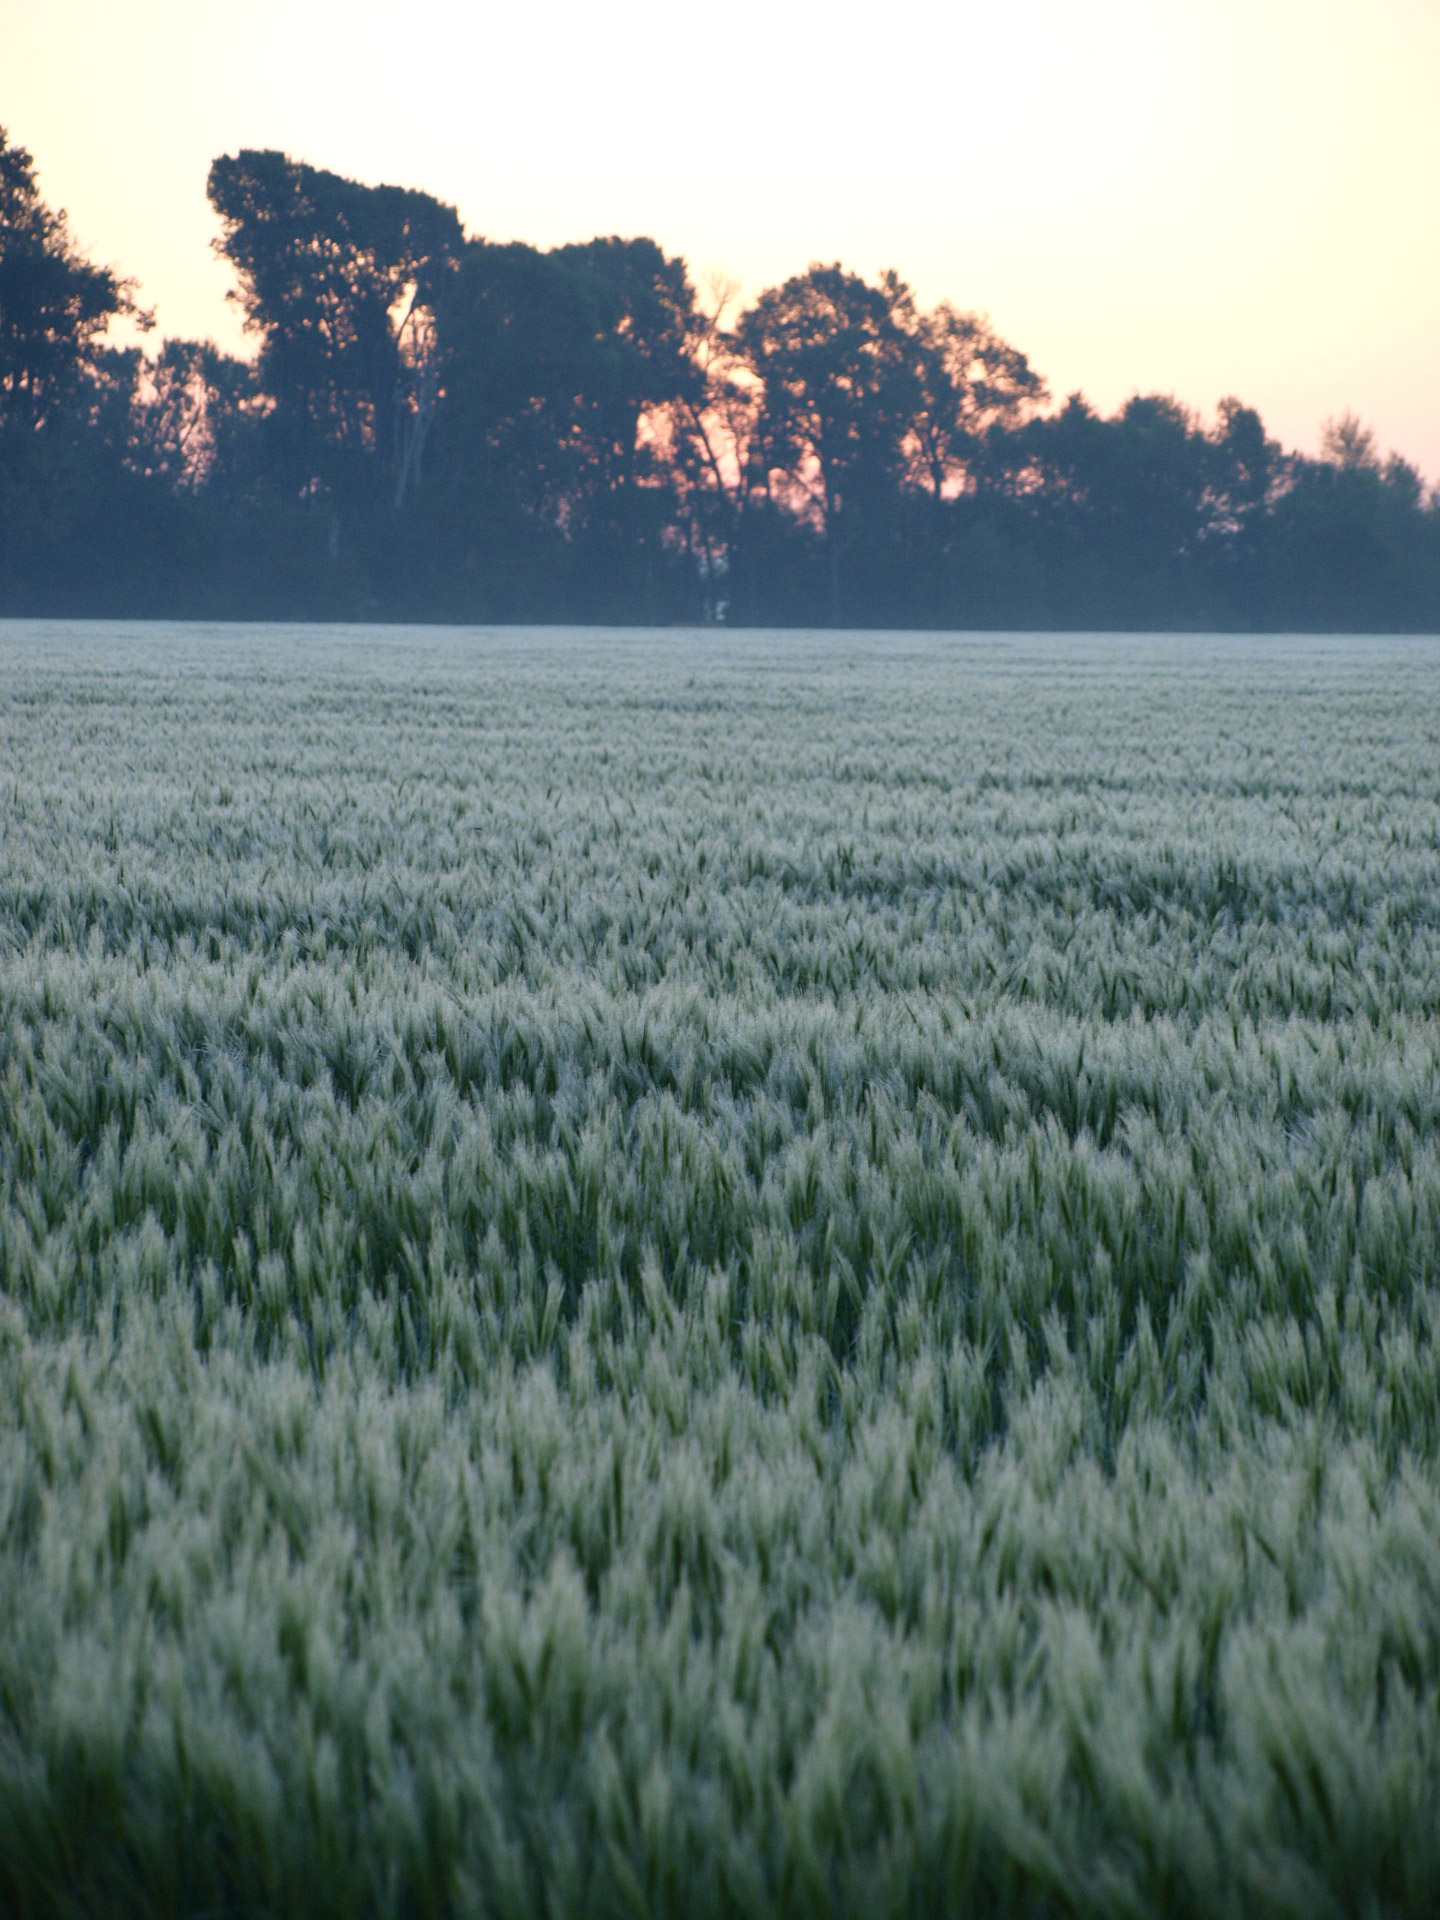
[{"x1": 3, "y1": 623, "x2": 1440, "y2": 1919}]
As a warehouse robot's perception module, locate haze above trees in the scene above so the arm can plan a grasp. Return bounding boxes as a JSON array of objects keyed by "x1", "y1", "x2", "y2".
[{"x1": 1, "y1": 128, "x2": 1435, "y2": 628}]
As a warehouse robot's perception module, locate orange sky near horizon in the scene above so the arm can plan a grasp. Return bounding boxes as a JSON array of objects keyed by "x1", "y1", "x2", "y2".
[{"x1": 8, "y1": 0, "x2": 1440, "y2": 479}]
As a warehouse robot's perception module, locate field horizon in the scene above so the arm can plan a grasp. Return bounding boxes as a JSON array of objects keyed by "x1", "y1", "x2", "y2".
[{"x1": 3, "y1": 621, "x2": 1440, "y2": 1918}]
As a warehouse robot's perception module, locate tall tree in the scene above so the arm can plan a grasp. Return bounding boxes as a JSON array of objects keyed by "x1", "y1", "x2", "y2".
[
  {"x1": 425, "y1": 235, "x2": 701, "y2": 617},
  {"x1": 979, "y1": 393, "x2": 1223, "y2": 622},
  {"x1": 905, "y1": 304, "x2": 1046, "y2": 500},
  {"x1": 1263, "y1": 416, "x2": 1438, "y2": 629},
  {"x1": 207, "y1": 151, "x2": 463, "y2": 511},
  {"x1": 737, "y1": 266, "x2": 919, "y2": 597},
  {"x1": 0, "y1": 126, "x2": 140, "y2": 432}
]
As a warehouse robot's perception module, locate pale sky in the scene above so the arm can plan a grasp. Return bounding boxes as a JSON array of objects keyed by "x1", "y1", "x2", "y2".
[{"x1": 8, "y1": 0, "x2": 1440, "y2": 477}]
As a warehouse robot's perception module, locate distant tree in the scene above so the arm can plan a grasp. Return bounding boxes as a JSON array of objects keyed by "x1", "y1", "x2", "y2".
[
  {"x1": 1262, "y1": 416, "x2": 1439, "y2": 629},
  {"x1": 207, "y1": 151, "x2": 463, "y2": 513},
  {"x1": 425, "y1": 235, "x2": 701, "y2": 618},
  {"x1": 656, "y1": 275, "x2": 758, "y2": 619},
  {"x1": 531, "y1": 234, "x2": 701, "y2": 527},
  {"x1": 735, "y1": 265, "x2": 924, "y2": 621},
  {"x1": 905, "y1": 304, "x2": 1047, "y2": 500},
  {"x1": 738, "y1": 266, "x2": 916, "y2": 526},
  {"x1": 981, "y1": 393, "x2": 1228, "y2": 622},
  {"x1": 727, "y1": 269, "x2": 1047, "y2": 623},
  {"x1": 0, "y1": 126, "x2": 143, "y2": 433},
  {"x1": 1321, "y1": 410, "x2": 1380, "y2": 471},
  {"x1": 1188, "y1": 397, "x2": 1286, "y2": 618},
  {"x1": 0, "y1": 127, "x2": 162, "y2": 612},
  {"x1": 2, "y1": 120, "x2": 1435, "y2": 629},
  {"x1": 891, "y1": 306, "x2": 1049, "y2": 626},
  {"x1": 123, "y1": 337, "x2": 264, "y2": 493},
  {"x1": 1208, "y1": 397, "x2": 1281, "y2": 519}
]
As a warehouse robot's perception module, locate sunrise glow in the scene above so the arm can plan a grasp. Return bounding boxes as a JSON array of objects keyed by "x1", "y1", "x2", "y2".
[{"x1": 8, "y1": 0, "x2": 1439, "y2": 475}]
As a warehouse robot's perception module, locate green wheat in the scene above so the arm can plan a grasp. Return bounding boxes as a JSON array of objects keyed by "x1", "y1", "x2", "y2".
[{"x1": 2, "y1": 622, "x2": 1440, "y2": 1918}]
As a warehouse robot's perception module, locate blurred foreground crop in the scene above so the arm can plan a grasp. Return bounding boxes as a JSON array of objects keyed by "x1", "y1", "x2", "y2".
[{"x1": 2, "y1": 624, "x2": 1440, "y2": 1917}]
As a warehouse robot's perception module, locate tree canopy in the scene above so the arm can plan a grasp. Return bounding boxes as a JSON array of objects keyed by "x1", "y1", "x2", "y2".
[
  {"x1": 207, "y1": 150, "x2": 463, "y2": 505},
  {"x1": 0, "y1": 128, "x2": 141, "y2": 433},
  {"x1": 2, "y1": 128, "x2": 1436, "y2": 628}
]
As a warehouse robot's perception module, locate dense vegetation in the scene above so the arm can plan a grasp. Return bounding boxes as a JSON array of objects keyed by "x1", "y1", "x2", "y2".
[
  {"x1": 2, "y1": 128, "x2": 1438, "y2": 628},
  {"x1": 3, "y1": 623, "x2": 1440, "y2": 1917}
]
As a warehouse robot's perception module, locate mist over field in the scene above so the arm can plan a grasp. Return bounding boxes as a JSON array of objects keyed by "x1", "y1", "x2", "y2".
[{"x1": 3, "y1": 623, "x2": 1440, "y2": 1917}]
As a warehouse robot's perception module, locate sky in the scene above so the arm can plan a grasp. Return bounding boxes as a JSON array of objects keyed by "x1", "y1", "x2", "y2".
[{"x1": 8, "y1": 0, "x2": 1440, "y2": 478}]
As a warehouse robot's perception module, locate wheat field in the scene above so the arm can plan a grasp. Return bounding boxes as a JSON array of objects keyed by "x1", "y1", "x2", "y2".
[{"x1": 3, "y1": 622, "x2": 1440, "y2": 1918}]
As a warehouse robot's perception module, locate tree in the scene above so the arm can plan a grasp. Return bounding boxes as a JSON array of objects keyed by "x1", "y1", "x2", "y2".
[
  {"x1": 207, "y1": 150, "x2": 463, "y2": 510},
  {"x1": 650, "y1": 274, "x2": 787, "y2": 623},
  {"x1": 0, "y1": 127, "x2": 157, "y2": 612},
  {"x1": 0, "y1": 126, "x2": 141, "y2": 433},
  {"x1": 737, "y1": 267, "x2": 918, "y2": 557},
  {"x1": 980, "y1": 393, "x2": 1224, "y2": 623},
  {"x1": 424, "y1": 235, "x2": 701, "y2": 618},
  {"x1": 896, "y1": 305, "x2": 1048, "y2": 626},
  {"x1": 905, "y1": 304, "x2": 1046, "y2": 500},
  {"x1": 1321, "y1": 410, "x2": 1380, "y2": 472},
  {"x1": 732, "y1": 268, "x2": 1045, "y2": 623},
  {"x1": 3, "y1": 119, "x2": 1435, "y2": 628},
  {"x1": 736, "y1": 265, "x2": 921, "y2": 622},
  {"x1": 122, "y1": 337, "x2": 264, "y2": 493},
  {"x1": 1262, "y1": 416, "x2": 1439, "y2": 629}
]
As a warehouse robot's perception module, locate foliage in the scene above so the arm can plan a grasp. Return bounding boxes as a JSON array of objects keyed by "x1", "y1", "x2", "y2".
[
  {"x1": 3, "y1": 625, "x2": 1440, "y2": 1916},
  {"x1": 420, "y1": 236, "x2": 702, "y2": 619},
  {"x1": 0, "y1": 129, "x2": 141, "y2": 433},
  {"x1": 207, "y1": 149, "x2": 463, "y2": 507},
  {"x1": 2, "y1": 125, "x2": 1439, "y2": 624}
]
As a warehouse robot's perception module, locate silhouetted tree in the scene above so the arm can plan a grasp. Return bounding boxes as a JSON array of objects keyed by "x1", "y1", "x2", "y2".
[
  {"x1": 1262, "y1": 421, "x2": 1438, "y2": 630},
  {"x1": 0, "y1": 127, "x2": 162, "y2": 609},
  {"x1": 977, "y1": 393, "x2": 1246, "y2": 623},
  {"x1": 736, "y1": 266, "x2": 923, "y2": 621},
  {"x1": 905, "y1": 304, "x2": 1046, "y2": 500},
  {"x1": 2, "y1": 123, "x2": 1436, "y2": 629},
  {"x1": 424, "y1": 234, "x2": 701, "y2": 619},
  {"x1": 0, "y1": 128, "x2": 143, "y2": 432},
  {"x1": 730, "y1": 269, "x2": 1048, "y2": 623},
  {"x1": 207, "y1": 151, "x2": 463, "y2": 519}
]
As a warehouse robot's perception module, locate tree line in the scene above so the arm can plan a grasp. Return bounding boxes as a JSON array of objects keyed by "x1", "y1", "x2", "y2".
[{"x1": 2, "y1": 127, "x2": 1437, "y2": 629}]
